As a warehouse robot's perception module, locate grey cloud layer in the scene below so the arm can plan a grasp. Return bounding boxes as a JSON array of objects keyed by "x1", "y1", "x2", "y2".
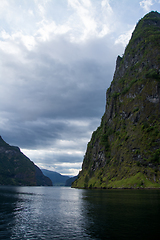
[
  {"x1": 1, "y1": 0, "x2": 157, "y2": 174},
  {"x1": 0, "y1": 34, "x2": 121, "y2": 151}
]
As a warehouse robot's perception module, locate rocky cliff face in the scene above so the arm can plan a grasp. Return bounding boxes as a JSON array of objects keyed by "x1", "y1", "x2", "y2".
[
  {"x1": 73, "y1": 11, "x2": 160, "y2": 189},
  {"x1": 0, "y1": 136, "x2": 52, "y2": 186}
]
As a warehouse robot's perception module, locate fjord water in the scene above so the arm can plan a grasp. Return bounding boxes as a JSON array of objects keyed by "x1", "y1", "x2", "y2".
[{"x1": 0, "y1": 187, "x2": 159, "y2": 240}]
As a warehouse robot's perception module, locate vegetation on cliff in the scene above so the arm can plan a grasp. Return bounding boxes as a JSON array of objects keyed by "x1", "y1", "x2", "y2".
[
  {"x1": 72, "y1": 11, "x2": 160, "y2": 189},
  {"x1": 0, "y1": 136, "x2": 52, "y2": 186}
]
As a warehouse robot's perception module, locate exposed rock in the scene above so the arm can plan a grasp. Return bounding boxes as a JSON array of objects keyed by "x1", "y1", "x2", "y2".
[{"x1": 72, "y1": 11, "x2": 160, "y2": 189}]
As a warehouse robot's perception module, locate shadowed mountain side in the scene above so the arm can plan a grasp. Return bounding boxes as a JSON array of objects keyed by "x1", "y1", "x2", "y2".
[
  {"x1": 73, "y1": 11, "x2": 160, "y2": 189},
  {"x1": 65, "y1": 175, "x2": 78, "y2": 186},
  {"x1": 0, "y1": 136, "x2": 52, "y2": 186},
  {"x1": 41, "y1": 169, "x2": 70, "y2": 186}
]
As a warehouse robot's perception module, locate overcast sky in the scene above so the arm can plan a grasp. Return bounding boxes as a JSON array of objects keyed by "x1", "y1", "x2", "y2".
[{"x1": 0, "y1": 0, "x2": 160, "y2": 176}]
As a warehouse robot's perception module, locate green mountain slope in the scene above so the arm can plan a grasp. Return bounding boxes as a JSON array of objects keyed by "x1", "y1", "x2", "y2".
[
  {"x1": 0, "y1": 136, "x2": 52, "y2": 186},
  {"x1": 73, "y1": 11, "x2": 160, "y2": 189}
]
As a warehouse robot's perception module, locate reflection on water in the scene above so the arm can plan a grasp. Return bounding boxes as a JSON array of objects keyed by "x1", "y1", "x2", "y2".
[
  {"x1": 81, "y1": 189, "x2": 160, "y2": 239},
  {"x1": 0, "y1": 187, "x2": 160, "y2": 239}
]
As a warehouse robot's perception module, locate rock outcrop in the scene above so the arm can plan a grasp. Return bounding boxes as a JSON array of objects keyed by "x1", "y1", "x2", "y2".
[
  {"x1": 0, "y1": 136, "x2": 52, "y2": 186},
  {"x1": 73, "y1": 11, "x2": 160, "y2": 189}
]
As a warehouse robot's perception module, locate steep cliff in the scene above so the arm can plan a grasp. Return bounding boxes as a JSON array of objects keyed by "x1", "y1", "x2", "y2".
[
  {"x1": 73, "y1": 11, "x2": 160, "y2": 189},
  {"x1": 0, "y1": 136, "x2": 52, "y2": 186}
]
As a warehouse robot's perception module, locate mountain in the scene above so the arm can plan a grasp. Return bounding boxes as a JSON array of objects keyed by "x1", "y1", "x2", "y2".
[
  {"x1": 72, "y1": 11, "x2": 160, "y2": 189},
  {"x1": 0, "y1": 136, "x2": 52, "y2": 186},
  {"x1": 65, "y1": 175, "x2": 78, "y2": 186},
  {"x1": 41, "y1": 169, "x2": 70, "y2": 186}
]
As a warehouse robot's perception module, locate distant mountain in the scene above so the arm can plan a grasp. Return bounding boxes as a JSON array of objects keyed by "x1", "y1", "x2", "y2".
[
  {"x1": 0, "y1": 136, "x2": 52, "y2": 186},
  {"x1": 65, "y1": 175, "x2": 78, "y2": 186},
  {"x1": 41, "y1": 169, "x2": 70, "y2": 186}
]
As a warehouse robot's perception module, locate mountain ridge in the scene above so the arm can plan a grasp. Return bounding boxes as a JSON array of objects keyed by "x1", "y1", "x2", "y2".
[
  {"x1": 41, "y1": 169, "x2": 78, "y2": 186},
  {"x1": 0, "y1": 136, "x2": 52, "y2": 186},
  {"x1": 41, "y1": 169, "x2": 70, "y2": 186},
  {"x1": 72, "y1": 11, "x2": 160, "y2": 189}
]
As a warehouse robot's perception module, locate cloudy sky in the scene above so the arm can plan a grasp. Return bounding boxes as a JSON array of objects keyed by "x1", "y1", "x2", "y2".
[{"x1": 0, "y1": 0, "x2": 160, "y2": 176}]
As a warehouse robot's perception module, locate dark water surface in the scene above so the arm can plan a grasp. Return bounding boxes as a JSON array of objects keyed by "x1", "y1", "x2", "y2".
[{"x1": 0, "y1": 186, "x2": 159, "y2": 239}]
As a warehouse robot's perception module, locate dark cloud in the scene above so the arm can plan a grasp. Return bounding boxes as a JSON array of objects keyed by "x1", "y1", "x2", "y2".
[
  {"x1": 0, "y1": 31, "x2": 123, "y2": 176},
  {"x1": 0, "y1": 33, "x2": 122, "y2": 153}
]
